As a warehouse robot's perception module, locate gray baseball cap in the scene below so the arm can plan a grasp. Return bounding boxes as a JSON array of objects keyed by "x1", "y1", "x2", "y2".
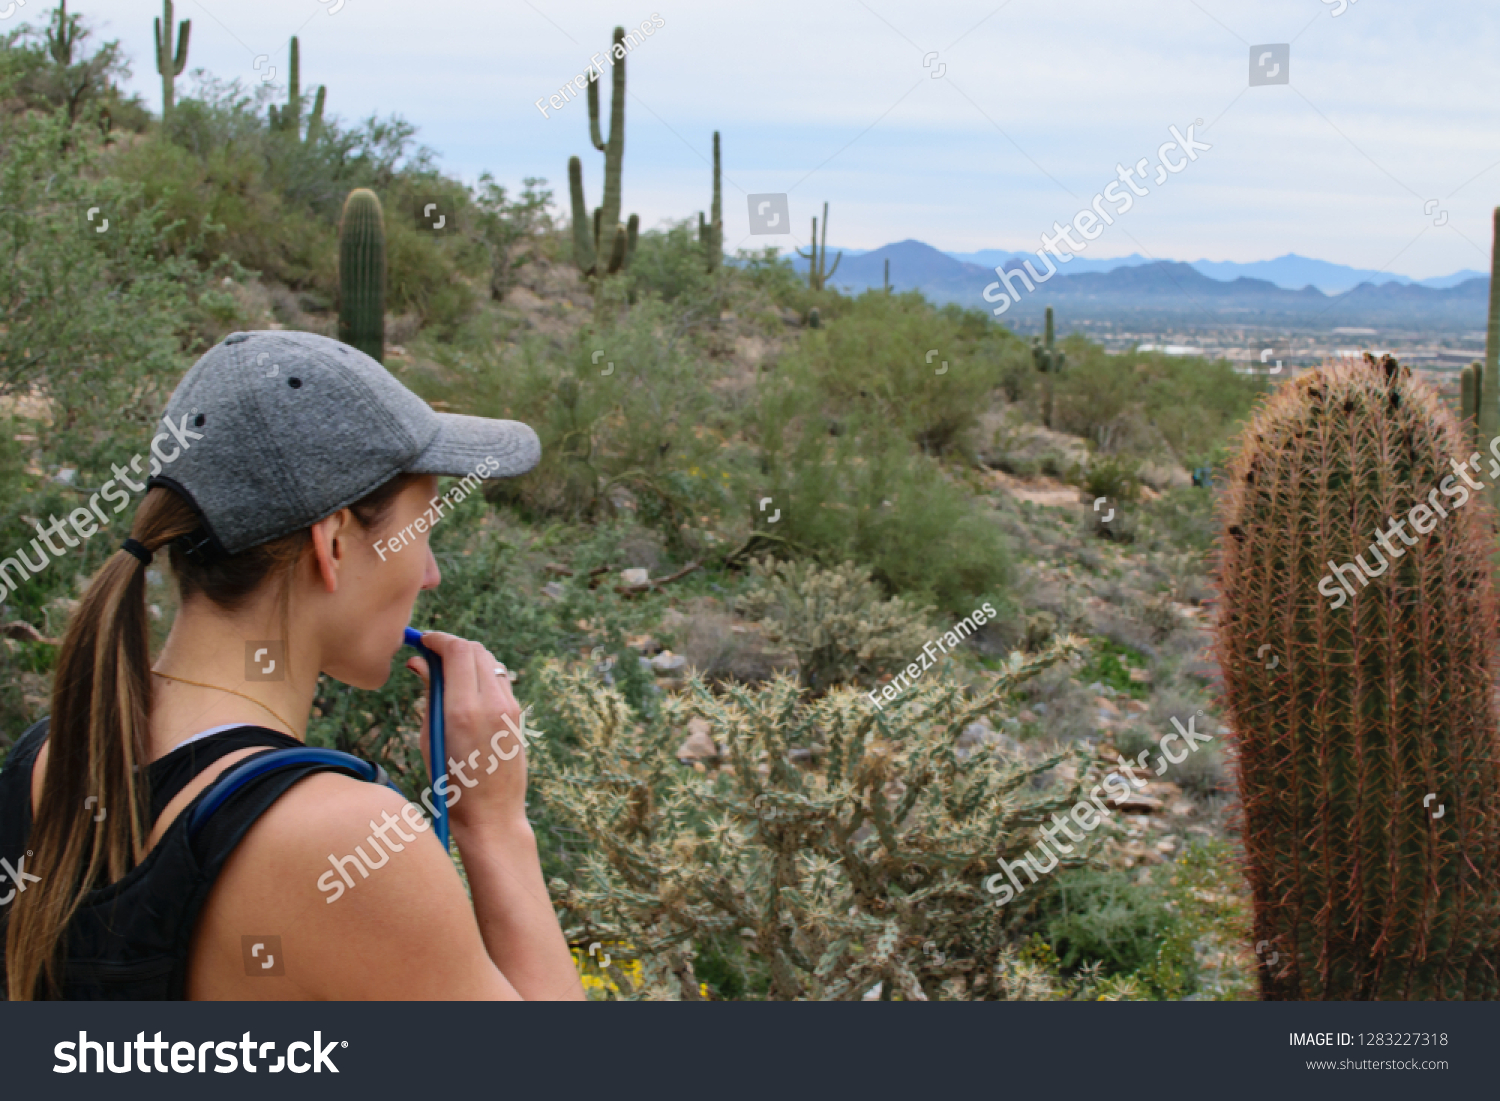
[{"x1": 147, "y1": 330, "x2": 539, "y2": 556}]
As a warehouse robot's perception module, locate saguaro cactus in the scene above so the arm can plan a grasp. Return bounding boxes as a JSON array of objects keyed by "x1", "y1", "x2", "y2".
[
  {"x1": 338, "y1": 189, "x2": 386, "y2": 364},
  {"x1": 1216, "y1": 352, "x2": 1500, "y2": 1000},
  {"x1": 153, "y1": 0, "x2": 190, "y2": 122},
  {"x1": 1461, "y1": 361, "x2": 1483, "y2": 449},
  {"x1": 568, "y1": 27, "x2": 638, "y2": 280},
  {"x1": 698, "y1": 131, "x2": 722, "y2": 272},
  {"x1": 1031, "y1": 307, "x2": 1066, "y2": 428},
  {"x1": 45, "y1": 1, "x2": 81, "y2": 66},
  {"x1": 1482, "y1": 207, "x2": 1500, "y2": 509},
  {"x1": 269, "y1": 37, "x2": 326, "y2": 144},
  {"x1": 796, "y1": 201, "x2": 841, "y2": 291}
]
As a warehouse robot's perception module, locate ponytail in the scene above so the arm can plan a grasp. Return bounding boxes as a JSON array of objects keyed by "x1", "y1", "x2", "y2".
[
  {"x1": 5, "y1": 474, "x2": 418, "y2": 999},
  {"x1": 5, "y1": 488, "x2": 197, "y2": 999}
]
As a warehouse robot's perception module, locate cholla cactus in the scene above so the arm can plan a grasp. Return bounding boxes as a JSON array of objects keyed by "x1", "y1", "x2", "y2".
[
  {"x1": 532, "y1": 636, "x2": 1093, "y2": 1001},
  {"x1": 737, "y1": 558, "x2": 934, "y2": 690}
]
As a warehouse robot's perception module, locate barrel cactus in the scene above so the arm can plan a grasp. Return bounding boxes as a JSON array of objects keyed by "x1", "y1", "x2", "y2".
[
  {"x1": 337, "y1": 189, "x2": 386, "y2": 363},
  {"x1": 1216, "y1": 352, "x2": 1500, "y2": 999}
]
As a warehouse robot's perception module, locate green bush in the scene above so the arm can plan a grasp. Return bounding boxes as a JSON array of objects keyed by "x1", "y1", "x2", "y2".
[
  {"x1": 628, "y1": 219, "x2": 719, "y2": 306},
  {"x1": 750, "y1": 400, "x2": 1011, "y2": 615},
  {"x1": 1052, "y1": 344, "x2": 1263, "y2": 467},
  {"x1": 1041, "y1": 867, "x2": 1186, "y2": 986},
  {"x1": 422, "y1": 298, "x2": 731, "y2": 536},
  {"x1": 1070, "y1": 452, "x2": 1140, "y2": 504},
  {"x1": 777, "y1": 291, "x2": 993, "y2": 458}
]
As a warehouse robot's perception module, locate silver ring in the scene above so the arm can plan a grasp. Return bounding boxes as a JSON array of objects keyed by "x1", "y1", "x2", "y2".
[{"x1": 494, "y1": 663, "x2": 510, "y2": 679}]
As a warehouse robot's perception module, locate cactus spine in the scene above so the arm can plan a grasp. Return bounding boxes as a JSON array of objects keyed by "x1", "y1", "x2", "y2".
[
  {"x1": 1031, "y1": 306, "x2": 1065, "y2": 428},
  {"x1": 568, "y1": 28, "x2": 637, "y2": 280},
  {"x1": 153, "y1": 0, "x2": 190, "y2": 122},
  {"x1": 698, "y1": 131, "x2": 722, "y2": 272},
  {"x1": 269, "y1": 37, "x2": 326, "y2": 144},
  {"x1": 796, "y1": 202, "x2": 841, "y2": 291},
  {"x1": 1216, "y1": 352, "x2": 1500, "y2": 999},
  {"x1": 338, "y1": 189, "x2": 386, "y2": 364}
]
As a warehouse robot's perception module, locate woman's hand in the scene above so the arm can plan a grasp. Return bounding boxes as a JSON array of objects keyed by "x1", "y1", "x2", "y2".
[{"x1": 405, "y1": 631, "x2": 530, "y2": 832}]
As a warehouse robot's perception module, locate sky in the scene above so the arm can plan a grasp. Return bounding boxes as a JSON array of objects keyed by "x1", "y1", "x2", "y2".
[{"x1": 22, "y1": 0, "x2": 1500, "y2": 280}]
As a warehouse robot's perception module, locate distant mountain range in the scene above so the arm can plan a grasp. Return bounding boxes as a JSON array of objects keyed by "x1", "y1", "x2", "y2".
[{"x1": 785, "y1": 240, "x2": 1489, "y2": 333}]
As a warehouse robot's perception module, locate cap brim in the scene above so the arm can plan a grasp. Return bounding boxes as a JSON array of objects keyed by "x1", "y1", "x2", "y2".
[{"x1": 404, "y1": 413, "x2": 541, "y2": 479}]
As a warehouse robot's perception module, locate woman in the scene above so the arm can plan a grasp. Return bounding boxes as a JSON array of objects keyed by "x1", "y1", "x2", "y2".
[{"x1": 0, "y1": 331, "x2": 585, "y2": 1000}]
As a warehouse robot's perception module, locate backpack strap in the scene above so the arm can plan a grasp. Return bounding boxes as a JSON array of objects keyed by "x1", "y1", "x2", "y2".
[{"x1": 186, "y1": 747, "x2": 402, "y2": 841}]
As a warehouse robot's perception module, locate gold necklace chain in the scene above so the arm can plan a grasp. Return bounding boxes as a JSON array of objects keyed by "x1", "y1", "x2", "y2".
[{"x1": 150, "y1": 670, "x2": 300, "y2": 737}]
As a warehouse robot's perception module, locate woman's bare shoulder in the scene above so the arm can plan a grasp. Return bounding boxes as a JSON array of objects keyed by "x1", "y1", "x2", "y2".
[{"x1": 187, "y1": 772, "x2": 519, "y2": 1000}]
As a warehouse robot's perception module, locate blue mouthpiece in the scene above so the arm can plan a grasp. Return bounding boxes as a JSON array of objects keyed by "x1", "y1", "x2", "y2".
[{"x1": 403, "y1": 626, "x2": 448, "y2": 851}]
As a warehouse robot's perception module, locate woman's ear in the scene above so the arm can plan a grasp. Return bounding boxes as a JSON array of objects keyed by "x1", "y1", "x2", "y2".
[{"x1": 308, "y1": 510, "x2": 349, "y2": 593}]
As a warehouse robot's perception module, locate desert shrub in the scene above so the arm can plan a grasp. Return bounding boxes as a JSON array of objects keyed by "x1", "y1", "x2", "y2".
[
  {"x1": 1040, "y1": 867, "x2": 1189, "y2": 992},
  {"x1": 732, "y1": 246, "x2": 807, "y2": 312},
  {"x1": 1110, "y1": 723, "x2": 1156, "y2": 763},
  {"x1": 991, "y1": 341, "x2": 1038, "y2": 404},
  {"x1": 777, "y1": 291, "x2": 991, "y2": 457},
  {"x1": 534, "y1": 638, "x2": 1094, "y2": 1000},
  {"x1": 737, "y1": 558, "x2": 934, "y2": 690},
  {"x1": 1171, "y1": 742, "x2": 1228, "y2": 800},
  {"x1": 1135, "y1": 484, "x2": 1220, "y2": 556},
  {"x1": 628, "y1": 219, "x2": 721, "y2": 307},
  {"x1": 1137, "y1": 592, "x2": 1180, "y2": 644},
  {"x1": 1052, "y1": 344, "x2": 1263, "y2": 467},
  {"x1": 674, "y1": 598, "x2": 790, "y2": 686},
  {"x1": 751, "y1": 390, "x2": 1011, "y2": 614},
  {"x1": 1070, "y1": 452, "x2": 1140, "y2": 504},
  {"x1": 427, "y1": 300, "x2": 730, "y2": 534}
]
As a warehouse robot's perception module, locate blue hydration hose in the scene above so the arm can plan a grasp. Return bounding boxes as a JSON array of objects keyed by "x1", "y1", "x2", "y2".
[{"x1": 403, "y1": 626, "x2": 448, "y2": 850}]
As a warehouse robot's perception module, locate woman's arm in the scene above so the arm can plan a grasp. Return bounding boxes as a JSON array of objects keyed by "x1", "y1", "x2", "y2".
[{"x1": 406, "y1": 632, "x2": 584, "y2": 1000}]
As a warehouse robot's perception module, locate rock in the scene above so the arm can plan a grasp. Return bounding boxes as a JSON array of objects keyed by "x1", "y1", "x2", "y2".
[
  {"x1": 541, "y1": 581, "x2": 566, "y2": 601},
  {"x1": 677, "y1": 734, "x2": 719, "y2": 764},
  {"x1": 676, "y1": 717, "x2": 719, "y2": 763},
  {"x1": 1095, "y1": 697, "x2": 1120, "y2": 715},
  {"x1": 1017, "y1": 709, "x2": 1038, "y2": 723},
  {"x1": 651, "y1": 651, "x2": 688, "y2": 676},
  {"x1": 1122, "y1": 699, "x2": 1149, "y2": 714},
  {"x1": 626, "y1": 634, "x2": 660, "y2": 655},
  {"x1": 1128, "y1": 667, "x2": 1153, "y2": 685},
  {"x1": 621, "y1": 568, "x2": 650, "y2": 587},
  {"x1": 1155, "y1": 838, "x2": 1177, "y2": 854},
  {"x1": 1112, "y1": 793, "x2": 1164, "y2": 813}
]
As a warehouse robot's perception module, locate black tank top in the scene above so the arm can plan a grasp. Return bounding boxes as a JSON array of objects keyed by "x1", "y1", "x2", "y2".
[{"x1": 0, "y1": 718, "x2": 370, "y2": 1000}]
